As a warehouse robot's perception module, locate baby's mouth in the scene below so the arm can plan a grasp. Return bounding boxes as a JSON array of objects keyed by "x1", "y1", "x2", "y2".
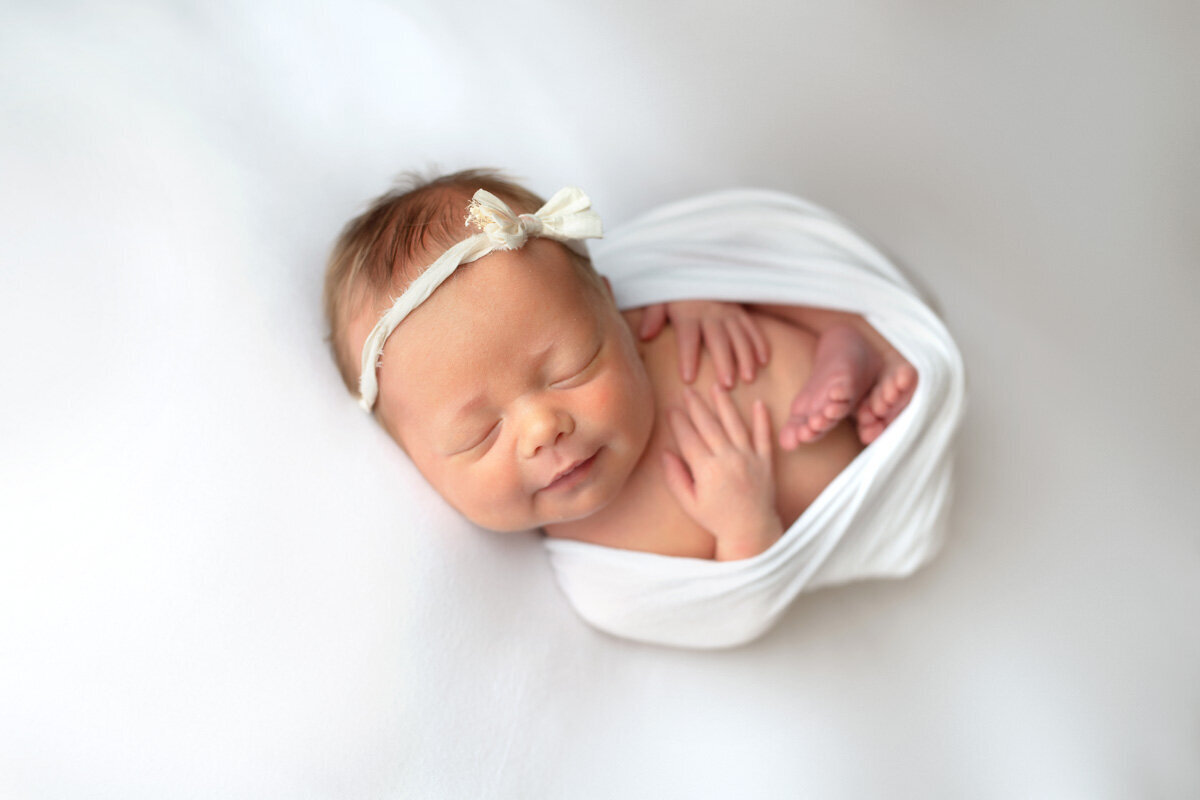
[{"x1": 541, "y1": 451, "x2": 600, "y2": 493}]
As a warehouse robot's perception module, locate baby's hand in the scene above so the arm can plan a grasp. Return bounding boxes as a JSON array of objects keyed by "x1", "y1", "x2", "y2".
[
  {"x1": 638, "y1": 301, "x2": 770, "y2": 388},
  {"x1": 662, "y1": 384, "x2": 784, "y2": 561}
]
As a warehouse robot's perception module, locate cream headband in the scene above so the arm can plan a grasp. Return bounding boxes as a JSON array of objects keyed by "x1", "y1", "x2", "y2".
[{"x1": 357, "y1": 186, "x2": 604, "y2": 410}]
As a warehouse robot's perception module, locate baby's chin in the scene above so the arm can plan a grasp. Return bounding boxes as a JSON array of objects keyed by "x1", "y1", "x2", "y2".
[
  {"x1": 469, "y1": 489, "x2": 617, "y2": 534},
  {"x1": 467, "y1": 460, "x2": 634, "y2": 534}
]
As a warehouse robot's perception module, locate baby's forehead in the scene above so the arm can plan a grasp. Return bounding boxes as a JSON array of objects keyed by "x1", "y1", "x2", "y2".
[
  {"x1": 407, "y1": 281, "x2": 601, "y2": 361},
  {"x1": 403, "y1": 288, "x2": 599, "y2": 380}
]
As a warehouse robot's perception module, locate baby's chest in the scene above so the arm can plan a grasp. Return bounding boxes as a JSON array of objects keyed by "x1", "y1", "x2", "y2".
[
  {"x1": 544, "y1": 309, "x2": 863, "y2": 557},
  {"x1": 638, "y1": 314, "x2": 861, "y2": 528}
]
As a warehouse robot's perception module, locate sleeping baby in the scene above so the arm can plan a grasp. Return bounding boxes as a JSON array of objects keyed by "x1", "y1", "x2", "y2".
[{"x1": 323, "y1": 170, "x2": 917, "y2": 561}]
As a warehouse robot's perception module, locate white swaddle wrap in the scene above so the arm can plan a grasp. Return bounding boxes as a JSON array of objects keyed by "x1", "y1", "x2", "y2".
[{"x1": 543, "y1": 189, "x2": 967, "y2": 649}]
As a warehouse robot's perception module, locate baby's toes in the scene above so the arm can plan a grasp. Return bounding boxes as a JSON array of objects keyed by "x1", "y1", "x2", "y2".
[
  {"x1": 788, "y1": 390, "x2": 817, "y2": 422},
  {"x1": 797, "y1": 402, "x2": 845, "y2": 443},
  {"x1": 816, "y1": 402, "x2": 847, "y2": 431},
  {"x1": 800, "y1": 415, "x2": 830, "y2": 441},
  {"x1": 856, "y1": 401, "x2": 879, "y2": 429},
  {"x1": 854, "y1": 362, "x2": 919, "y2": 446},
  {"x1": 823, "y1": 394, "x2": 853, "y2": 420},
  {"x1": 879, "y1": 364, "x2": 918, "y2": 421},
  {"x1": 786, "y1": 410, "x2": 810, "y2": 431},
  {"x1": 779, "y1": 416, "x2": 807, "y2": 450},
  {"x1": 855, "y1": 401, "x2": 886, "y2": 444},
  {"x1": 795, "y1": 426, "x2": 820, "y2": 444},
  {"x1": 869, "y1": 388, "x2": 892, "y2": 418},
  {"x1": 817, "y1": 378, "x2": 854, "y2": 420},
  {"x1": 858, "y1": 419, "x2": 886, "y2": 445}
]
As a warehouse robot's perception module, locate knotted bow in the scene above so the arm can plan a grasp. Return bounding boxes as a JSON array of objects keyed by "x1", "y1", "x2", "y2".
[
  {"x1": 467, "y1": 187, "x2": 602, "y2": 249},
  {"x1": 358, "y1": 186, "x2": 603, "y2": 411}
]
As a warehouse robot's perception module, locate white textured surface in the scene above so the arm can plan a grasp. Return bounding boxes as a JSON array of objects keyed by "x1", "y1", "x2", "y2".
[{"x1": 2, "y1": 2, "x2": 1197, "y2": 798}]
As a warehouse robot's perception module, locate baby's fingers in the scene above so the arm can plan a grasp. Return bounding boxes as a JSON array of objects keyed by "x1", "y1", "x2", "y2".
[
  {"x1": 709, "y1": 383, "x2": 751, "y2": 449},
  {"x1": 682, "y1": 387, "x2": 730, "y2": 452},
  {"x1": 668, "y1": 405, "x2": 711, "y2": 463},
  {"x1": 661, "y1": 450, "x2": 696, "y2": 507},
  {"x1": 741, "y1": 311, "x2": 770, "y2": 365},
  {"x1": 638, "y1": 303, "x2": 668, "y2": 340},
  {"x1": 701, "y1": 319, "x2": 736, "y2": 388},
  {"x1": 725, "y1": 320, "x2": 759, "y2": 383}
]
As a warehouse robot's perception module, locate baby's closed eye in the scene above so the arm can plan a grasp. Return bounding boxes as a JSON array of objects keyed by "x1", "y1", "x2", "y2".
[
  {"x1": 451, "y1": 420, "x2": 501, "y2": 456},
  {"x1": 550, "y1": 341, "x2": 603, "y2": 389}
]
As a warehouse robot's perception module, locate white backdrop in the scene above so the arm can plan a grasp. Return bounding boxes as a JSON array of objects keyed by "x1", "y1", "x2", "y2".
[{"x1": 2, "y1": 2, "x2": 1198, "y2": 798}]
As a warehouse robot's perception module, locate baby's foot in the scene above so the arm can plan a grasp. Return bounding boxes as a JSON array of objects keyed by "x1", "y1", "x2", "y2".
[
  {"x1": 780, "y1": 325, "x2": 882, "y2": 450},
  {"x1": 855, "y1": 359, "x2": 918, "y2": 445}
]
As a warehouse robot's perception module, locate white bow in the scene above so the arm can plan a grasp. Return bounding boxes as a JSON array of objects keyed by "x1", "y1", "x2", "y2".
[
  {"x1": 357, "y1": 186, "x2": 603, "y2": 411},
  {"x1": 467, "y1": 187, "x2": 602, "y2": 249}
]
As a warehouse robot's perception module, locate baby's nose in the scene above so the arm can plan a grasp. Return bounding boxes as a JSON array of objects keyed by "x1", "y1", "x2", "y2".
[{"x1": 518, "y1": 405, "x2": 574, "y2": 458}]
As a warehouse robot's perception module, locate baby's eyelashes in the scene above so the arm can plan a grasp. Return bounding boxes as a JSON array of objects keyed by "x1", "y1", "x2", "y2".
[
  {"x1": 449, "y1": 421, "x2": 501, "y2": 456},
  {"x1": 550, "y1": 341, "x2": 603, "y2": 389}
]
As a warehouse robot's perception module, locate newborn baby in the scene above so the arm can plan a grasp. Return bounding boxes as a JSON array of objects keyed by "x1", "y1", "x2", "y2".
[{"x1": 324, "y1": 170, "x2": 916, "y2": 561}]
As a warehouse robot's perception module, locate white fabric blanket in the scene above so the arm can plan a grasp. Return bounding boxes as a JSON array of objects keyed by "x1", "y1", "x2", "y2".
[{"x1": 545, "y1": 189, "x2": 967, "y2": 648}]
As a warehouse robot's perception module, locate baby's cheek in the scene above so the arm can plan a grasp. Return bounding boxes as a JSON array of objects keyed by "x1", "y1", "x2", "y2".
[
  {"x1": 591, "y1": 378, "x2": 645, "y2": 437},
  {"x1": 448, "y1": 464, "x2": 525, "y2": 530},
  {"x1": 590, "y1": 380, "x2": 618, "y2": 407},
  {"x1": 588, "y1": 375, "x2": 635, "y2": 421}
]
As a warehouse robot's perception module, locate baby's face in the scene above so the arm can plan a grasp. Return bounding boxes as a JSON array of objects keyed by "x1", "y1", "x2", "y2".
[{"x1": 361, "y1": 239, "x2": 655, "y2": 531}]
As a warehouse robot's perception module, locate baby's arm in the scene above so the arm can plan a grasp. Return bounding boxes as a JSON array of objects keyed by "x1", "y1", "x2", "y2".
[
  {"x1": 638, "y1": 301, "x2": 770, "y2": 388},
  {"x1": 662, "y1": 384, "x2": 783, "y2": 561}
]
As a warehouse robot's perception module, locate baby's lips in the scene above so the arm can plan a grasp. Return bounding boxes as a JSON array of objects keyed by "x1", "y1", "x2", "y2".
[{"x1": 539, "y1": 451, "x2": 596, "y2": 491}]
